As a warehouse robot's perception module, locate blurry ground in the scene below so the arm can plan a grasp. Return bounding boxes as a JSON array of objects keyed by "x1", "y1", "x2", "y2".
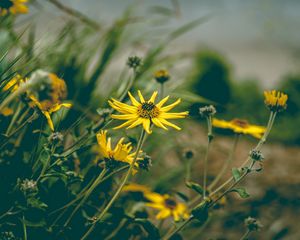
[{"x1": 158, "y1": 121, "x2": 300, "y2": 239}]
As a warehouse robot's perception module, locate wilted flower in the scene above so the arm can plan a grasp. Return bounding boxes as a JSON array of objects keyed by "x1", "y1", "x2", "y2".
[
  {"x1": 154, "y1": 69, "x2": 170, "y2": 84},
  {"x1": 127, "y1": 56, "x2": 142, "y2": 69},
  {"x1": 245, "y1": 217, "x2": 263, "y2": 232},
  {"x1": 249, "y1": 149, "x2": 264, "y2": 162},
  {"x1": 264, "y1": 90, "x2": 288, "y2": 112},
  {"x1": 199, "y1": 105, "x2": 216, "y2": 118},
  {"x1": 144, "y1": 192, "x2": 189, "y2": 221},
  {"x1": 0, "y1": 0, "x2": 28, "y2": 16},
  {"x1": 28, "y1": 72, "x2": 72, "y2": 131},
  {"x1": 96, "y1": 130, "x2": 143, "y2": 173},
  {"x1": 109, "y1": 90, "x2": 189, "y2": 134},
  {"x1": 212, "y1": 118, "x2": 266, "y2": 139}
]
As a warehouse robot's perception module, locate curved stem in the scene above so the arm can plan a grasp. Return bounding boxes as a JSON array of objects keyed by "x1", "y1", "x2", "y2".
[
  {"x1": 64, "y1": 169, "x2": 107, "y2": 226},
  {"x1": 81, "y1": 129, "x2": 146, "y2": 240},
  {"x1": 240, "y1": 229, "x2": 251, "y2": 240},
  {"x1": 162, "y1": 217, "x2": 193, "y2": 240},
  {"x1": 203, "y1": 116, "x2": 213, "y2": 198}
]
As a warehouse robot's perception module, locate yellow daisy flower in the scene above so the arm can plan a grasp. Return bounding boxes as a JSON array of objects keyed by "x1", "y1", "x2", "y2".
[
  {"x1": 264, "y1": 90, "x2": 288, "y2": 112},
  {"x1": 144, "y1": 192, "x2": 189, "y2": 222},
  {"x1": 109, "y1": 90, "x2": 189, "y2": 134},
  {"x1": 96, "y1": 130, "x2": 143, "y2": 172},
  {"x1": 0, "y1": 0, "x2": 28, "y2": 16},
  {"x1": 212, "y1": 118, "x2": 266, "y2": 139},
  {"x1": 28, "y1": 73, "x2": 71, "y2": 131},
  {"x1": 122, "y1": 183, "x2": 151, "y2": 194}
]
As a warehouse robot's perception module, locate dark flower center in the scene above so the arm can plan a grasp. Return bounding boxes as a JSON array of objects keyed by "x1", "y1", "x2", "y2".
[
  {"x1": 231, "y1": 119, "x2": 249, "y2": 128},
  {"x1": 164, "y1": 198, "x2": 177, "y2": 210},
  {"x1": 0, "y1": 0, "x2": 14, "y2": 9},
  {"x1": 138, "y1": 102, "x2": 159, "y2": 119}
]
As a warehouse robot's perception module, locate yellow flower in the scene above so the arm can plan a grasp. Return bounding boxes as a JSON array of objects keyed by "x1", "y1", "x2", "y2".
[
  {"x1": 28, "y1": 73, "x2": 71, "y2": 131},
  {"x1": 0, "y1": 107, "x2": 14, "y2": 116},
  {"x1": 0, "y1": 0, "x2": 28, "y2": 16},
  {"x1": 96, "y1": 130, "x2": 143, "y2": 173},
  {"x1": 122, "y1": 183, "x2": 151, "y2": 194},
  {"x1": 212, "y1": 118, "x2": 266, "y2": 139},
  {"x1": 144, "y1": 192, "x2": 189, "y2": 221},
  {"x1": 264, "y1": 90, "x2": 288, "y2": 112},
  {"x1": 2, "y1": 75, "x2": 26, "y2": 92},
  {"x1": 109, "y1": 90, "x2": 189, "y2": 134},
  {"x1": 154, "y1": 69, "x2": 170, "y2": 84}
]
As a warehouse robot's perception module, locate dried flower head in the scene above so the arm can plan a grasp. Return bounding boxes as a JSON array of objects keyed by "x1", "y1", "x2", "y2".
[
  {"x1": 138, "y1": 155, "x2": 152, "y2": 171},
  {"x1": 183, "y1": 149, "x2": 194, "y2": 160},
  {"x1": 127, "y1": 56, "x2": 142, "y2": 69},
  {"x1": 245, "y1": 217, "x2": 263, "y2": 232},
  {"x1": 264, "y1": 90, "x2": 288, "y2": 112},
  {"x1": 48, "y1": 132, "x2": 64, "y2": 145},
  {"x1": 0, "y1": 0, "x2": 28, "y2": 16},
  {"x1": 199, "y1": 105, "x2": 216, "y2": 118},
  {"x1": 96, "y1": 108, "x2": 111, "y2": 119},
  {"x1": 19, "y1": 179, "x2": 38, "y2": 194},
  {"x1": 249, "y1": 149, "x2": 264, "y2": 162},
  {"x1": 154, "y1": 69, "x2": 170, "y2": 84}
]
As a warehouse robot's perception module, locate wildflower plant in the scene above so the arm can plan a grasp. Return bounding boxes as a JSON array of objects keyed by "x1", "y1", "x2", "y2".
[{"x1": 0, "y1": 2, "x2": 291, "y2": 240}]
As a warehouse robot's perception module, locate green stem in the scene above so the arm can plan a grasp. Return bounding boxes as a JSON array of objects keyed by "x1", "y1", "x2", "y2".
[
  {"x1": 162, "y1": 217, "x2": 193, "y2": 240},
  {"x1": 81, "y1": 129, "x2": 147, "y2": 240},
  {"x1": 22, "y1": 214, "x2": 27, "y2": 240},
  {"x1": 6, "y1": 102, "x2": 22, "y2": 135},
  {"x1": 64, "y1": 169, "x2": 107, "y2": 226},
  {"x1": 209, "y1": 134, "x2": 239, "y2": 190},
  {"x1": 203, "y1": 116, "x2": 213, "y2": 198},
  {"x1": 160, "y1": 83, "x2": 164, "y2": 100},
  {"x1": 240, "y1": 229, "x2": 251, "y2": 240}
]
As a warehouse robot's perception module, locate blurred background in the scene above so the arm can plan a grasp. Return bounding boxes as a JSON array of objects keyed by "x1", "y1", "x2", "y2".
[{"x1": 2, "y1": 0, "x2": 300, "y2": 239}]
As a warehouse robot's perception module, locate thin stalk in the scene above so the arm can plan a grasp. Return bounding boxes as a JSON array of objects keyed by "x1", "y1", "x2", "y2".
[
  {"x1": 160, "y1": 83, "x2": 164, "y2": 100},
  {"x1": 22, "y1": 215, "x2": 27, "y2": 240},
  {"x1": 6, "y1": 102, "x2": 22, "y2": 135},
  {"x1": 203, "y1": 116, "x2": 213, "y2": 198},
  {"x1": 209, "y1": 134, "x2": 239, "y2": 189},
  {"x1": 81, "y1": 129, "x2": 147, "y2": 240},
  {"x1": 162, "y1": 217, "x2": 193, "y2": 240},
  {"x1": 37, "y1": 146, "x2": 55, "y2": 182},
  {"x1": 64, "y1": 169, "x2": 107, "y2": 226},
  {"x1": 240, "y1": 229, "x2": 251, "y2": 240}
]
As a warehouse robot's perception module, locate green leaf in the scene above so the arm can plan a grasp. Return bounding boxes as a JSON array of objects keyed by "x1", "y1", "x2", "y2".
[
  {"x1": 191, "y1": 199, "x2": 210, "y2": 223},
  {"x1": 230, "y1": 187, "x2": 250, "y2": 199},
  {"x1": 232, "y1": 168, "x2": 242, "y2": 182},
  {"x1": 185, "y1": 181, "x2": 203, "y2": 195}
]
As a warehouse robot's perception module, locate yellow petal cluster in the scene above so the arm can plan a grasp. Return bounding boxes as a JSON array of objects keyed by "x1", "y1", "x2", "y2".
[
  {"x1": 2, "y1": 74, "x2": 26, "y2": 92},
  {"x1": 109, "y1": 90, "x2": 189, "y2": 134},
  {"x1": 0, "y1": 0, "x2": 28, "y2": 16},
  {"x1": 264, "y1": 90, "x2": 288, "y2": 112},
  {"x1": 96, "y1": 130, "x2": 142, "y2": 170},
  {"x1": 144, "y1": 192, "x2": 189, "y2": 221},
  {"x1": 212, "y1": 118, "x2": 266, "y2": 139}
]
